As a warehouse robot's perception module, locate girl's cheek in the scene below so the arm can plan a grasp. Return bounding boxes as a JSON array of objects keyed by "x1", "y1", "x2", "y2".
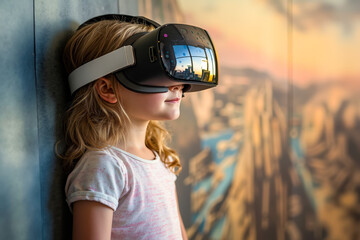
[
  {"x1": 126, "y1": 94, "x2": 165, "y2": 111},
  {"x1": 143, "y1": 93, "x2": 167, "y2": 104}
]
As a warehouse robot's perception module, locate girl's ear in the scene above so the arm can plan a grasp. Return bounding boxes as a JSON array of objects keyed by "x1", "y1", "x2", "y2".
[{"x1": 94, "y1": 77, "x2": 118, "y2": 103}]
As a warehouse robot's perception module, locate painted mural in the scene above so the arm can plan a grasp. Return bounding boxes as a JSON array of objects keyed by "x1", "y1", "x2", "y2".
[{"x1": 138, "y1": 0, "x2": 360, "y2": 239}]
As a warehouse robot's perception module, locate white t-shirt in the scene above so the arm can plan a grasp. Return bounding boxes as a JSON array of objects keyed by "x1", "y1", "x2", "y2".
[{"x1": 65, "y1": 146, "x2": 182, "y2": 240}]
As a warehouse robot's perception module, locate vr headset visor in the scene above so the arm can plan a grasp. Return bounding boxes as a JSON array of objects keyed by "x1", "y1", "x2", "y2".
[{"x1": 68, "y1": 14, "x2": 219, "y2": 94}]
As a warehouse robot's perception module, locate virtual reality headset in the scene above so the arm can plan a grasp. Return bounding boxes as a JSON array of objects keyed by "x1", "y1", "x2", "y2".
[{"x1": 68, "y1": 14, "x2": 219, "y2": 94}]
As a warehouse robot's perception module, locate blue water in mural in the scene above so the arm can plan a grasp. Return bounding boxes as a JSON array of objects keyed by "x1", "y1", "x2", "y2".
[
  {"x1": 191, "y1": 129, "x2": 242, "y2": 237},
  {"x1": 291, "y1": 132, "x2": 318, "y2": 210}
]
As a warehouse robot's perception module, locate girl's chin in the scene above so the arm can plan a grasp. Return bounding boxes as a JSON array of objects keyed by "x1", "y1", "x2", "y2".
[{"x1": 162, "y1": 112, "x2": 181, "y2": 121}]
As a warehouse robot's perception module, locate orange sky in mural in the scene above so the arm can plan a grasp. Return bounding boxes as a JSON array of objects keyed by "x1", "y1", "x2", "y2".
[{"x1": 178, "y1": 0, "x2": 360, "y2": 86}]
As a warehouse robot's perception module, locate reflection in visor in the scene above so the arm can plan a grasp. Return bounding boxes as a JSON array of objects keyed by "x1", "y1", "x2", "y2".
[
  {"x1": 171, "y1": 45, "x2": 215, "y2": 82},
  {"x1": 159, "y1": 25, "x2": 217, "y2": 84}
]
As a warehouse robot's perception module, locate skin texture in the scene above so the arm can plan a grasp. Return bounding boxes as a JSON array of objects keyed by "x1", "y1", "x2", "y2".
[
  {"x1": 72, "y1": 77, "x2": 187, "y2": 239},
  {"x1": 73, "y1": 201, "x2": 113, "y2": 240}
]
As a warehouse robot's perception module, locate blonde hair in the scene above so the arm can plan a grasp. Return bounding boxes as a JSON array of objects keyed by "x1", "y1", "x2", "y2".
[{"x1": 60, "y1": 20, "x2": 182, "y2": 174}]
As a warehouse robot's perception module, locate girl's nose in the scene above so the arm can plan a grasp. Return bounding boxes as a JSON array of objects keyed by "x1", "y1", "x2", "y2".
[{"x1": 168, "y1": 85, "x2": 184, "y2": 92}]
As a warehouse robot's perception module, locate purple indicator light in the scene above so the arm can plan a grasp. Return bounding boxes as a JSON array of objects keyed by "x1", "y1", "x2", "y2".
[{"x1": 164, "y1": 33, "x2": 168, "y2": 38}]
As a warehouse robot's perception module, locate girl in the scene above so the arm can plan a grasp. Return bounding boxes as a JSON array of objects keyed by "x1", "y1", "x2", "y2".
[{"x1": 61, "y1": 14, "x2": 217, "y2": 240}]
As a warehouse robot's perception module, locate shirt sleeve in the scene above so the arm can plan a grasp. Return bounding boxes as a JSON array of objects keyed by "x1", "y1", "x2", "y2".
[{"x1": 65, "y1": 150, "x2": 127, "y2": 212}]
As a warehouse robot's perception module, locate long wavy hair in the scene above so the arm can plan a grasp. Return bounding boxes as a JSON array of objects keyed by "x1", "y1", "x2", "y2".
[{"x1": 60, "y1": 20, "x2": 181, "y2": 174}]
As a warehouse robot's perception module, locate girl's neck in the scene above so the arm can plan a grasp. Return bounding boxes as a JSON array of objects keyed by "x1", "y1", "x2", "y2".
[{"x1": 116, "y1": 120, "x2": 156, "y2": 160}]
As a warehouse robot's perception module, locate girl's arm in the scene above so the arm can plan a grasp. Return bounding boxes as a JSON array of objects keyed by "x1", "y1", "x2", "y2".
[
  {"x1": 72, "y1": 200, "x2": 114, "y2": 240},
  {"x1": 176, "y1": 191, "x2": 189, "y2": 240}
]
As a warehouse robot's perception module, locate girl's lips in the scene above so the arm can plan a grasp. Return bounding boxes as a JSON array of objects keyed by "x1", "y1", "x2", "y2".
[{"x1": 165, "y1": 97, "x2": 181, "y2": 103}]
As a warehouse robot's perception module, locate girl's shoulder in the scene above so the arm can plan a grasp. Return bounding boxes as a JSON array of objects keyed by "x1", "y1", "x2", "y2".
[
  {"x1": 66, "y1": 147, "x2": 130, "y2": 211},
  {"x1": 75, "y1": 147, "x2": 128, "y2": 174},
  {"x1": 109, "y1": 146, "x2": 162, "y2": 164}
]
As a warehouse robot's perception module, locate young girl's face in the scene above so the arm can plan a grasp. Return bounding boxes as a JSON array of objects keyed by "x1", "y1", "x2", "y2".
[{"x1": 117, "y1": 84, "x2": 184, "y2": 122}]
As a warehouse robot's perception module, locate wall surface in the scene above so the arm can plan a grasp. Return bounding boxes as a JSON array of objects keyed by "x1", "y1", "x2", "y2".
[{"x1": 0, "y1": 0, "x2": 41, "y2": 239}]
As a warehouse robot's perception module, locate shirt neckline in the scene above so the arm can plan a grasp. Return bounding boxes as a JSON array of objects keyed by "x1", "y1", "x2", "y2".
[{"x1": 110, "y1": 146, "x2": 160, "y2": 164}]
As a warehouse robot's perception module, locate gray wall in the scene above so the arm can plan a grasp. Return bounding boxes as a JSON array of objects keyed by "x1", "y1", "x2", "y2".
[{"x1": 0, "y1": 1, "x2": 138, "y2": 239}]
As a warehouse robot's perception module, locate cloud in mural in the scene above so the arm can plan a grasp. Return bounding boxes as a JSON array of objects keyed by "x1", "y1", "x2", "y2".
[{"x1": 267, "y1": 0, "x2": 360, "y2": 33}]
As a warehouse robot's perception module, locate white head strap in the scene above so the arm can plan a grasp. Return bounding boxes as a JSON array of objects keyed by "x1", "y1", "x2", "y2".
[{"x1": 68, "y1": 45, "x2": 135, "y2": 94}]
